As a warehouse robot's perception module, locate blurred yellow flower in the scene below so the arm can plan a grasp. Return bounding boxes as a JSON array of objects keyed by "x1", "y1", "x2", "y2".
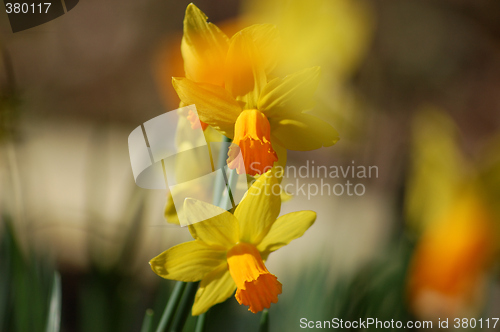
[
  {"x1": 407, "y1": 191, "x2": 495, "y2": 319},
  {"x1": 405, "y1": 107, "x2": 466, "y2": 232},
  {"x1": 174, "y1": 4, "x2": 339, "y2": 176},
  {"x1": 150, "y1": 170, "x2": 316, "y2": 315},
  {"x1": 405, "y1": 107, "x2": 498, "y2": 319},
  {"x1": 241, "y1": 0, "x2": 373, "y2": 80},
  {"x1": 241, "y1": 0, "x2": 374, "y2": 140}
]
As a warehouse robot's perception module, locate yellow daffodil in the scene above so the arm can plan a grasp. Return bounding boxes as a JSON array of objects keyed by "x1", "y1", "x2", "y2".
[
  {"x1": 150, "y1": 170, "x2": 316, "y2": 315},
  {"x1": 241, "y1": 0, "x2": 373, "y2": 142},
  {"x1": 174, "y1": 4, "x2": 339, "y2": 176}
]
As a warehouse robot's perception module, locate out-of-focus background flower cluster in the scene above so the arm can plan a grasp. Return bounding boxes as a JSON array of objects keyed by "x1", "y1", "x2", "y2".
[{"x1": 1, "y1": 0, "x2": 500, "y2": 331}]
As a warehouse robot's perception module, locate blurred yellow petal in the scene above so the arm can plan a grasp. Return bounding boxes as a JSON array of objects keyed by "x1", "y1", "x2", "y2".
[
  {"x1": 185, "y1": 198, "x2": 239, "y2": 249},
  {"x1": 271, "y1": 135, "x2": 287, "y2": 175},
  {"x1": 192, "y1": 264, "x2": 236, "y2": 316},
  {"x1": 280, "y1": 189, "x2": 293, "y2": 202},
  {"x1": 257, "y1": 211, "x2": 316, "y2": 255},
  {"x1": 478, "y1": 136, "x2": 500, "y2": 234},
  {"x1": 181, "y1": 3, "x2": 229, "y2": 85},
  {"x1": 238, "y1": 23, "x2": 280, "y2": 74},
  {"x1": 270, "y1": 113, "x2": 339, "y2": 151},
  {"x1": 242, "y1": 0, "x2": 373, "y2": 79},
  {"x1": 149, "y1": 241, "x2": 226, "y2": 282},
  {"x1": 258, "y1": 67, "x2": 320, "y2": 118},
  {"x1": 234, "y1": 170, "x2": 281, "y2": 245},
  {"x1": 164, "y1": 192, "x2": 180, "y2": 225},
  {"x1": 405, "y1": 107, "x2": 466, "y2": 232},
  {"x1": 225, "y1": 24, "x2": 279, "y2": 109},
  {"x1": 172, "y1": 78, "x2": 241, "y2": 137}
]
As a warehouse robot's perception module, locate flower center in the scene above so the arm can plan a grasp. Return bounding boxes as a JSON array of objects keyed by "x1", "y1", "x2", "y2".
[
  {"x1": 226, "y1": 242, "x2": 282, "y2": 313},
  {"x1": 227, "y1": 109, "x2": 278, "y2": 176}
]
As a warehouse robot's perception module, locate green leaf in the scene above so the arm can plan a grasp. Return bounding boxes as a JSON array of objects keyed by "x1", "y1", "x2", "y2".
[
  {"x1": 141, "y1": 309, "x2": 154, "y2": 332},
  {"x1": 45, "y1": 273, "x2": 61, "y2": 332},
  {"x1": 155, "y1": 281, "x2": 186, "y2": 332}
]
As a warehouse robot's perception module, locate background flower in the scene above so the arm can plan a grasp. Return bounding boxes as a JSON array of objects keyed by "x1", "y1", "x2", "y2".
[{"x1": 404, "y1": 107, "x2": 499, "y2": 321}]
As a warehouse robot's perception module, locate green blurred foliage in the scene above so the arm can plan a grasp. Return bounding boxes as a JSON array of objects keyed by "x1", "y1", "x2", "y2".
[
  {"x1": 0, "y1": 216, "x2": 56, "y2": 332},
  {"x1": 269, "y1": 239, "x2": 415, "y2": 331}
]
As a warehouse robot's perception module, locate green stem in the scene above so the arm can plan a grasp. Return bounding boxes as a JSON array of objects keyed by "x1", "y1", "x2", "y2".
[
  {"x1": 161, "y1": 136, "x2": 233, "y2": 332},
  {"x1": 259, "y1": 309, "x2": 269, "y2": 332},
  {"x1": 169, "y1": 282, "x2": 199, "y2": 332},
  {"x1": 194, "y1": 312, "x2": 206, "y2": 332},
  {"x1": 181, "y1": 136, "x2": 233, "y2": 332},
  {"x1": 213, "y1": 136, "x2": 232, "y2": 207},
  {"x1": 140, "y1": 309, "x2": 154, "y2": 332},
  {"x1": 219, "y1": 168, "x2": 237, "y2": 211},
  {"x1": 45, "y1": 272, "x2": 61, "y2": 332},
  {"x1": 155, "y1": 281, "x2": 186, "y2": 332}
]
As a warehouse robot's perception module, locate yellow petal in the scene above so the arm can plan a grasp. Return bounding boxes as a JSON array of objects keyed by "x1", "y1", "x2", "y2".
[
  {"x1": 271, "y1": 135, "x2": 287, "y2": 175},
  {"x1": 192, "y1": 264, "x2": 236, "y2": 316},
  {"x1": 172, "y1": 78, "x2": 241, "y2": 137},
  {"x1": 258, "y1": 67, "x2": 321, "y2": 118},
  {"x1": 270, "y1": 113, "x2": 339, "y2": 151},
  {"x1": 280, "y1": 189, "x2": 293, "y2": 203},
  {"x1": 234, "y1": 170, "x2": 281, "y2": 245},
  {"x1": 257, "y1": 211, "x2": 316, "y2": 256},
  {"x1": 239, "y1": 24, "x2": 280, "y2": 74},
  {"x1": 225, "y1": 24, "x2": 279, "y2": 109},
  {"x1": 149, "y1": 241, "x2": 226, "y2": 282},
  {"x1": 181, "y1": 4, "x2": 229, "y2": 85},
  {"x1": 185, "y1": 198, "x2": 239, "y2": 249},
  {"x1": 405, "y1": 107, "x2": 465, "y2": 232}
]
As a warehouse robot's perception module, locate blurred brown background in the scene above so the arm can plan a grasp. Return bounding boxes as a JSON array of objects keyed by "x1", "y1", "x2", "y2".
[{"x1": 1, "y1": 0, "x2": 500, "y2": 331}]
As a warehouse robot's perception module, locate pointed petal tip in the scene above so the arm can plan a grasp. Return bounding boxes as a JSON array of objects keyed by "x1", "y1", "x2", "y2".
[{"x1": 185, "y1": 3, "x2": 202, "y2": 15}]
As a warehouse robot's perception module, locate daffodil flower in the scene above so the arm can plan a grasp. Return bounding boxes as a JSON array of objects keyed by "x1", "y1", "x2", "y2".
[
  {"x1": 150, "y1": 170, "x2": 316, "y2": 315},
  {"x1": 174, "y1": 4, "x2": 339, "y2": 176}
]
